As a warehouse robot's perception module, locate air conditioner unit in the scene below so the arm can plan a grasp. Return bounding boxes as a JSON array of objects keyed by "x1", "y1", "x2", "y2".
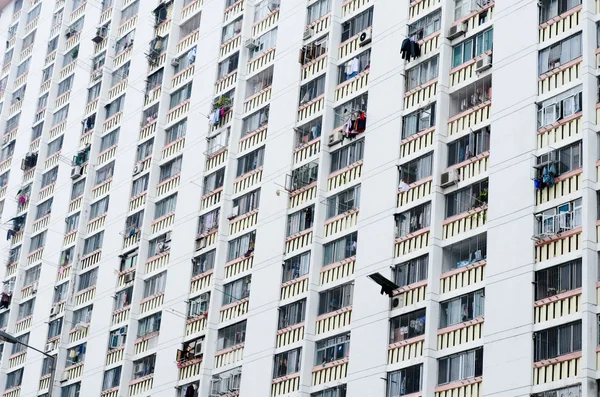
[
  {"x1": 194, "y1": 340, "x2": 204, "y2": 357},
  {"x1": 123, "y1": 272, "x2": 134, "y2": 283},
  {"x1": 133, "y1": 164, "x2": 142, "y2": 175},
  {"x1": 49, "y1": 305, "x2": 58, "y2": 316},
  {"x1": 71, "y1": 165, "x2": 82, "y2": 180},
  {"x1": 440, "y1": 169, "x2": 459, "y2": 188},
  {"x1": 165, "y1": 231, "x2": 172, "y2": 242},
  {"x1": 171, "y1": 58, "x2": 180, "y2": 67},
  {"x1": 328, "y1": 131, "x2": 344, "y2": 146},
  {"x1": 45, "y1": 342, "x2": 54, "y2": 353},
  {"x1": 228, "y1": 206, "x2": 239, "y2": 220},
  {"x1": 65, "y1": 27, "x2": 76, "y2": 37},
  {"x1": 475, "y1": 54, "x2": 492, "y2": 73},
  {"x1": 245, "y1": 39, "x2": 259, "y2": 50},
  {"x1": 448, "y1": 24, "x2": 466, "y2": 40},
  {"x1": 20, "y1": 158, "x2": 27, "y2": 171},
  {"x1": 303, "y1": 28, "x2": 314, "y2": 40},
  {"x1": 92, "y1": 69, "x2": 103, "y2": 81},
  {"x1": 358, "y1": 28, "x2": 372, "y2": 47},
  {"x1": 31, "y1": 282, "x2": 38, "y2": 293},
  {"x1": 60, "y1": 373, "x2": 69, "y2": 382},
  {"x1": 390, "y1": 295, "x2": 404, "y2": 310},
  {"x1": 196, "y1": 238, "x2": 207, "y2": 251}
]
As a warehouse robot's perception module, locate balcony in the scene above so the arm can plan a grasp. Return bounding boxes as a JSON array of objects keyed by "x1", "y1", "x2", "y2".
[
  {"x1": 103, "y1": 112, "x2": 123, "y2": 132},
  {"x1": 301, "y1": 53, "x2": 327, "y2": 81},
  {"x1": 81, "y1": 250, "x2": 102, "y2": 269},
  {"x1": 252, "y1": 8, "x2": 279, "y2": 37},
  {"x1": 118, "y1": 15, "x2": 138, "y2": 37},
  {"x1": 239, "y1": 125, "x2": 267, "y2": 152},
  {"x1": 442, "y1": 206, "x2": 487, "y2": 240},
  {"x1": 224, "y1": 255, "x2": 253, "y2": 279},
  {"x1": 219, "y1": 297, "x2": 249, "y2": 323},
  {"x1": 128, "y1": 375, "x2": 153, "y2": 397},
  {"x1": 311, "y1": 357, "x2": 348, "y2": 386},
  {"x1": 172, "y1": 64, "x2": 195, "y2": 88},
  {"x1": 276, "y1": 323, "x2": 304, "y2": 348},
  {"x1": 534, "y1": 288, "x2": 580, "y2": 323},
  {"x1": 215, "y1": 71, "x2": 237, "y2": 93},
  {"x1": 176, "y1": 30, "x2": 199, "y2": 54},
  {"x1": 214, "y1": 344, "x2": 244, "y2": 368},
  {"x1": 271, "y1": 374, "x2": 299, "y2": 397},
  {"x1": 27, "y1": 248, "x2": 44, "y2": 265},
  {"x1": 224, "y1": 0, "x2": 244, "y2": 23},
  {"x1": 434, "y1": 377, "x2": 482, "y2": 397},
  {"x1": 185, "y1": 313, "x2": 208, "y2": 336},
  {"x1": 335, "y1": 70, "x2": 369, "y2": 104},
  {"x1": 535, "y1": 168, "x2": 581, "y2": 205},
  {"x1": 388, "y1": 334, "x2": 424, "y2": 364},
  {"x1": 315, "y1": 306, "x2": 352, "y2": 335},
  {"x1": 92, "y1": 178, "x2": 112, "y2": 199},
  {"x1": 437, "y1": 316, "x2": 483, "y2": 350},
  {"x1": 280, "y1": 275, "x2": 309, "y2": 301},
  {"x1": 539, "y1": 5, "x2": 581, "y2": 43},
  {"x1": 100, "y1": 6, "x2": 113, "y2": 24},
  {"x1": 391, "y1": 280, "x2": 427, "y2": 309},
  {"x1": 397, "y1": 177, "x2": 432, "y2": 208},
  {"x1": 404, "y1": 77, "x2": 437, "y2": 109},
  {"x1": 533, "y1": 352, "x2": 580, "y2": 385},
  {"x1": 220, "y1": 34, "x2": 241, "y2": 58},
  {"x1": 440, "y1": 259, "x2": 485, "y2": 294},
  {"x1": 284, "y1": 228, "x2": 312, "y2": 254},
  {"x1": 327, "y1": 160, "x2": 362, "y2": 191},
  {"x1": 140, "y1": 293, "x2": 164, "y2": 314},
  {"x1": 394, "y1": 227, "x2": 429, "y2": 257},
  {"x1": 320, "y1": 256, "x2": 355, "y2": 285},
  {"x1": 247, "y1": 47, "x2": 276, "y2": 75},
  {"x1": 538, "y1": 111, "x2": 581, "y2": 149},
  {"x1": 151, "y1": 212, "x2": 175, "y2": 234},
  {"x1": 201, "y1": 187, "x2": 223, "y2": 210},
  {"x1": 8, "y1": 351, "x2": 26, "y2": 369},
  {"x1": 178, "y1": 358, "x2": 202, "y2": 381},
  {"x1": 538, "y1": 56, "x2": 581, "y2": 96},
  {"x1": 448, "y1": 94, "x2": 491, "y2": 138},
  {"x1": 535, "y1": 226, "x2": 581, "y2": 263},
  {"x1": 111, "y1": 306, "x2": 130, "y2": 325},
  {"x1": 106, "y1": 347, "x2": 124, "y2": 366},
  {"x1": 155, "y1": 18, "x2": 171, "y2": 37},
  {"x1": 14, "y1": 316, "x2": 33, "y2": 334},
  {"x1": 229, "y1": 209, "x2": 258, "y2": 235},
  {"x1": 145, "y1": 251, "x2": 170, "y2": 273},
  {"x1": 190, "y1": 269, "x2": 213, "y2": 294},
  {"x1": 182, "y1": 0, "x2": 203, "y2": 20},
  {"x1": 166, "y1": 101, "x2": 190, "y2": 125},
  {"x1": 324, "y1": 209, "x2": 358, "y2": 238},
  {"x1": 70, "y1": 1, "x2": 86, "y2": 21},
  {"x1": 133, "y1": 332, "x2": 158, "y2": 355}
]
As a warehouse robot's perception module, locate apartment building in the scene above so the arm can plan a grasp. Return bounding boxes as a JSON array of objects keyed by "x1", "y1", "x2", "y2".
[{"x1": 0, "y1": 0, "x2": 597, "y2": 396}]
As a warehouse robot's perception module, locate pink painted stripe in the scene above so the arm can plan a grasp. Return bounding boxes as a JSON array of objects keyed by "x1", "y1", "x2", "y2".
[
  {"x1": 534, "y1": 287, "x2": 581, "y2": 307},
  {"x1": 440, "y1": 260, "x2": 486, "y2": 279},
  {"x1": 437, "y1": 316, "x2": 484, "y2": 335},
  {"x1": 435, "y1": 376, "x2": 482, "y2": 392},
  {"x1": 533, "y1": 351, "x2": 581, "y2": 368}
]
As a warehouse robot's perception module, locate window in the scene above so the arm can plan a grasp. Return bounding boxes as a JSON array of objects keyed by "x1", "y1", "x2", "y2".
[
  {"x1": 78, "y1": 269, "x2": 98, "y2": 292},
  {"x1": 105, "y1": 96, "x2": 124, "y2": 118},
  {"x1": 169, "y1": 84, "x2": 192, "y2": 109},
  {"x1": 299, "y1": 35, "x2": 329, "y2": 65},
  {"x1": 112, "y1": 62, "x2": 130, "y2": 87},
  {"x1": 439, "y1": 289, "x2": 484, "y2": 328},
  {"x1": 299, "y1": 74, "x2": 326, "y2": 105},
  {"x1": 390, "y1": 309, "x2": 426, "y2": 343},
  {"x1": 102, "y1": 367, "x2": 121, "y2": 391},
  {"x1": 108, "y1": 326, "x2": 127, "y2": 349},
  {"x1": 154, "y1": 194, "x2": 177, "y2": 219},
  {"x1": 197, "y1": 208, "x2": 220, "y2": 235},
  {"x1": 241, "y1": 106, "x2": 269, "y2": 136},
  {"x1": 540, "y1": 0, "x2": 581, "y2": 23},
  {"x1": 222, "y1": 275, "x2": 251, "y2": 305},
  {"x1": 282, "y1": 252, "x2": 310, "y2": 283},
  {"x1": 445, "y1": 179, "x2": 488, "y2": 218},
  {"x1": 537, "y1": 86, "x2": 582, "y2": 128},
  {"x1": 137, "y1": 312, "x2": 162, "y2": 337},
  {"x1": 323, "y1": 232, "x2": 357, "y2": 265},
  {"x1": 395, "y1": 202, "x2": 431, "y2": 237},
  {"x1": 246, "y1": 66, "x2": 274, "y2": 98},
  {"x1": 333, "y1": 93, "x2": 368, "y2": 127},
  {"x1": 222, "y1": 17, "x2": 242, "y2": 43},
  {"x1": 96, "y1": 162, "x2": 115, "y2": 185},
  {"x1": 63, "y1": 45, "x2": 79, "y2": 66},
  {"x1": 121, "y1": 0, "x2": 139, "y2": 23},
  {"x1": 66, "y1": 343, "x2": 86, "y2": 366},
  {"x1": 237, "y1": 147, "x2": 265, "y2": 176},
  {"x1": 160, "y1": 156, "x2": 182, "y2": 182},
  {"x1": 406, "y1": 56, "x2": 439, "y2": 91},
  {"x1": 92, "y1": 52, "x2": 106, "y2": 72},
  {"x1": 278, "y1": 299, "x2": 306, "y2": 329},
  {"x1": 330, "y1": 139, "x2": 364, "y2": 173},
  {"x1": 307, "y1": 0, "x2": 331, "y2": 25},
  {"x1": 204, "y1": 169, "x2": 225, "y2": 194},
  {"x1": 337, "y1": 49, "x2": 370, "y2": 83},
  {"x1": 534, "y1": 198, "x2": 582, "y2": 237},
  {"x1": 206, "y1": 127, "x2": 230, "y2": 156},
  {"x1": 72, "y1": 305, "x2": 92, "y2": 327},
  {"x1": 254, "y1": 0, "x2": 280, "y2": 22},
  {"x1": 148, "y1": 233, "x2": 171, "y2": 257},
  {"x1": 57, "y1": 76, "x2": 73, "y2": 97},
  {"x1": 188, "y1": 292, "x2": 210, "y2": 318},
  {"x1": 437, "y1": 347, "x2": 483, "y2": 385},
  {"x1": 83, "y1": 232, "x2": 104, "y2": 255},
  {"x1": 47, "y1": 317, "x2": 63, "y2": 339},
  {"x1": 387, "y1": 365, "x2": 422, "y2": 397},
  {"x1": 11, "y1": 334, "x2": 28, "y2": 355},
  {"x1": 114, "y1": 287, "x2": 133, "y2": 310},
  {"x1": 311, "y1": 385, "x2": 347, "y2": 397},
  {"x1": 535, "y1": 259, "x2": 581, "y2": 300},
  {"x1": 136, "y1": 139, "x2": 154, "y2": 162},
  {"x1": 180, "y1": 13, "x2": 201, "y2": 38},
  {"x1": 217, "y1": 52, "x2": 239, "y2": 79},
  {"x1": 341, "y1": 8, "x2": 373, "y2": 42},
  {"x1": 11, "y1": 85, "x2": 26, "y2": 105},
  {"x1": 288, "y1": 161, "x2": 318, "y2": 191},
  {"x1": 232, "y1": 189, "x2": 260, "y2": 217},
  {"x1": 100, "y1": 129, "x2": 119, "y2": 153},
  {"x1": 273, "y1": 348, "x2": 301, "y2": 378},
  {"x1": 537, "y1": 141, "x2": 582, "y2": 179},
  {"x1": 192, "y1": 250, "x2": 215, "y2": 276},
  {"x1": 0, "y1": 171, "x2": 9, "y2": 188},
  {"x1": 534, "y1": 321, "x2": 581, "y2": 361},
  {"x1": 454, "y1": 0, "x2": 484, "y2": 20},
  {"x1": 54, "y1": 281, "x2": 69, "y2": 303},
  {"x1": 295, "y1": 117, "x2": 322, "y2": 147},
  {"x1": 315, "y1": 333, "x2": 350, "y2": 364},
  {"x1": 131, "y1": 175, "x2": 149, "y2": 197},
  {"x1": 8, "y1": 246, "x2": 21, "y2": 265},
  {"x1": 32, "y1": 123, "x2": 44, "y2": 140},
  {"x1": 442, "y1": 233, "x2": 486, "y2": 272},
  {"x1": 538, "y1": 33, "x2": 581, "y2": 75},
  {"x1": 409, "y1": 9, "x2": 441, "y2": 40},
  {"x1": 30, "y1": 232, "x2": 46, "y2": 252},
  {"x1": 326, "y1": 185, "x2": 361, "y2": 219},
  {"x1": 132, "y1": 354, "x2": 156, "y2": 379},
  {"x1": 72, "y1": 179, "x2": 85, "y2": 200},
  {"x1": 18, "y1": 299, "x2": 35, "y2": 319},
  {"x1": 318, "y1": 283, "x2": 353, "y2": 315},
  {"x1": 146, "y1": 70, "x2": 163, "y2": 94},
  {"x1": 452, "y1": 29, "x2": 493, "y2": 68},
  {"x1": 61, "y1": 383, "x2": 80, "y2": 397},
  {"x1": 16, "y1": 58, "x2": 30, "y2": 77},
  {"x1": 41, "y1": 356, "x2": 54, "y2": 377},
  {"x1": 101, "y1": 0, "x2": 114, "y2": 11},
  {"x1": 217, "y1": 321, "x2": 246, "y2": 350},
  {"x1": 5, "y1": 115, "x2": 19, "y2": 134},
  {"x1": 7, "y1": 23, "x2": 18, "y2": 41},
  {"x1": 287, "y1": 206, "x2": 314, "y2": 236},
  {"x1": 144, "y1": 272, "x2": 167, "y2": 298},
  {"x1": 399, "y1": 153, "x2": 433, "y2": 184},
  {"x1": 173, "y1": 46, "x2": 197, "y2": 74},
  {"x1": 447, "y1": 126, "x2": 490, "y2": 166},
  {"x1": 89, "y1": 197, "x2": 109, "y2": 220},
  {"x1": 47, "y1": 136, "x2": 63, "y2": 157},
  {"x1": 23, "y1": 265, "x2": 41, "y2": 286},
  {"x1": 120, "y1": 253, "x2": 137, "y2": 272},
  {"x1": 210, "y1": 368, "x2": 241, "y2": 395},
  {"x1": 12, "y1": 0, "x2": 23, "y2": 13}
]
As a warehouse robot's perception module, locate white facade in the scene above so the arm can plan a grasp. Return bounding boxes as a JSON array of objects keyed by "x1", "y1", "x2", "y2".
[{"x1": 0, "y1": 0, "x2": 597, "y2": 396}]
